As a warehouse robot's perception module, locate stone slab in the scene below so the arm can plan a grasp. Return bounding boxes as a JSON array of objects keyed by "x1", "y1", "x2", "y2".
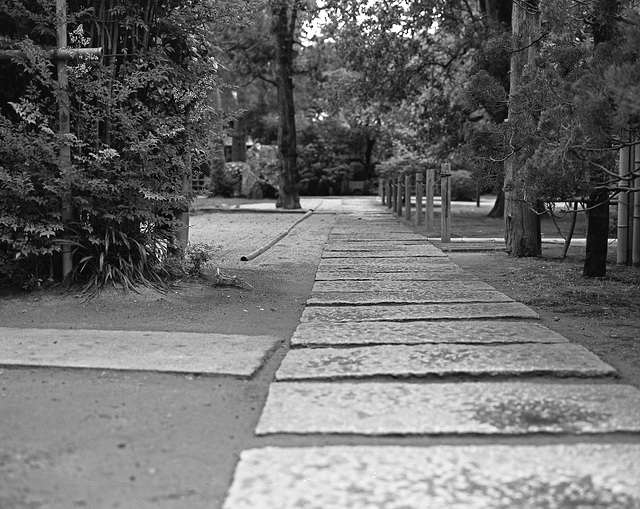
[
  {"x1": 256, "y1": 382, "x2": 640, "y2": 435},
  {"x1": 322, "y1": 250, "x2": 446, "y2": 258},
  {"x1": 290, "y1": 320, "x2": 569, "y2": 346},
  {"x1": 222, "y1": 444, "x2": 640, "y2": 509},
  {"x1": 324, "y1": 242, "x2": 441, "y2": 252},
  {"x1": 331, "y1": 227, "x2": 415, "y2": 234},
  {"x1": 312, "y1": 280, "x2": 494, "y2": 292},
  {"x1": 328, "y1": 233, "x2": 428, "y2": 241},
  {"x1": 300, "y1": 302, "x2": 539, "y2": 322},
  {"x1": 0, "y1": 327, "x2": 281, "y2": 377},
  {"x1": 275, "y1": 343, "x2": 616, "y2": 380},
  {"x1": 318, "y1": 256, "x2": 454, "y2": 266},
  {"x1": 317, "y1": 261, "x2": 461, "y2": 273},
  {"x1": 307, "y1": 290, "x2": 513, "y2": 306},
  {"x1": 315, "y1": 271, "x2": 476, "y2": 281}
]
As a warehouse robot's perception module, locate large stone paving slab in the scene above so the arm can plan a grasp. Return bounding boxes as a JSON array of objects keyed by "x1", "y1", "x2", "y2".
[
  {"x1": 317, "y1": 262, "x2": 462, "y2": 274},
  {"x1": 307, "y1": 290, "x2": 513, "y2": 305},
  {"x1": 0, "y1": 327, "x2": 281, "y2": 377},
  {"x1": 275, "y1": 343, "x2": 616, "y2": 380},
  {"x1": 256, "y1": 382, "x2": 640, "y2": 435},
  {"x1": 327, "y1": 233, "x2": 428, "y2": 241},
  {"x1": 312, "y1": 280, "x2": 494, "y2": 292},
  {"x1": 322, "y1": 249, "x2": 446, "y2": 258},
  {"x1": 290, "y1": 320, "x2": 569, "y2": 346},
  {"x1": 222, "y1": 444, "x2": 640, "y2": 509},
  {"x1": 324, "y1": 242, "x2": 437, "y2": 252},
  {"x1": 315, "y1": 271, "x2": 476, "y2": 281},
  {"x1": 319, "y1": 256, "x2": 454, "y2": 267},
  {"x1": 300, "y1": 302, "x2": 539, "y2": 322}
]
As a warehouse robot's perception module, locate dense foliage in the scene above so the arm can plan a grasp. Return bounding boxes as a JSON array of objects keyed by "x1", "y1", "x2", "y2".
[{"x1": 0, "y1": 0, "x2": 251, "y2": 291}]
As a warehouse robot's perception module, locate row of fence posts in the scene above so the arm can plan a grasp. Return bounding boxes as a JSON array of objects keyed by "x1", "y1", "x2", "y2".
[{"x1": 379, "y1": 163, "x2": 453, "y2": 242}]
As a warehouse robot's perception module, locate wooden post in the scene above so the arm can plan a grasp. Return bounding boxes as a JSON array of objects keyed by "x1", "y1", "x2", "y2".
[
  {"x1": 56, "y1": 0, "x2": 74, "y2": 279},
  {"x1": 391, "y1": 177, "x2": 397, "y2": 212},
  {"x1": 617, "y1": 138, "x2": 631, "y2": 265},
  {"x1": 425, "y1": 168, "x2": 435, "y2": 232},
  {"x1": 387, "y1": 179, "x2": 393, "y2": 209},
  {"x1": 404, "y1": 174, "x2": 411, "y2": 221},
  {"x1": 380, "y1": 177, "x2": 386, "y2": 205},
  {"x1": 396, "y1": 174, "x2": 403, "y2": 217},
  {"x1": 415, "y1": 171, "x2": 423, "y2": 226},
  {"x1": 633, "y1": 142, "x2": 640, "y2": 267},
  {"x1": 441, "y1": 163, "x2": 452, "y2": 242}
]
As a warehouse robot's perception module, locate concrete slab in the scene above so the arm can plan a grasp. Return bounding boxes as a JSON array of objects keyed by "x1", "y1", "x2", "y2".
[
  {"x1": 307, "y1": 290, "x2": 513, "y2": 305},
  {"x1": 312, "y1": 280, "x2": 494, "y2": 292},
  {"x1": 222, "y1": 444, "x2": 640, "y2": 509},
  {"x1": 322, "y1": 250, "x2": 446, "y2": 258},
  {"x1": 300, "y1": 302, "x2": 539, "y2": 322},
  {"x1": 275, "y1": 343, "x2": 616, "y2": 380},
  {"x1": 256, "y1": 382, "x2": 640, "y2": 435},
  {"x1": 315, "y1": 271, "x2": 476, "y2": 281},
  {"x1": 0, "y1": 327, "x2": 282, "y2": 377},
  {"x1": 290, "y1": 320, "x2": 569, "y2": 347}
]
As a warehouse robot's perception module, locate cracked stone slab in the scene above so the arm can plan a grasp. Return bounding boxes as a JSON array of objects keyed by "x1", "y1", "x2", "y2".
[
  {"x1": 0, "y1": 327, "x2": 281, "y2": 377},
  {"x1": 290, "y1": 320, "x2": 569, "y2": 347},
  {"x1": 312, "y1": 280, "x2": 494, "y2": 292},
  {"x1": 222, "y1": 444, "x2": 640, "y2": 509},
  {"x1": 275, "y1": 343, "x2": 616, "y2": 380},
  {"x1": 322, "y1": 250, "x2": 446, "y2": 258},
  {"x1": 307, "y1": 290, "x2": 513, "y2": 306},
  {"x1": 300, "y1": 302, "x2": 539, "y2": 322},
  {"x1": 256, "y1": 382, "x2": 640, "y2": 435},
  {"x1": 315, "y1": 271, "x2": 476, "y2": 281}
]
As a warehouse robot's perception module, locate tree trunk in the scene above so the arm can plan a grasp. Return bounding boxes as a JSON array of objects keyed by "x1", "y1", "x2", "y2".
[
  {"x1": 503, "y1": 0, "x2": 541, "y2": 257},
  {"x1": 583, "y1": 0, "x2": 619, "y2": 276},
  {"x1": 231, "y1": 115, "x2": 247, "y2": 162},
  {"x1": 271, "y1": 0, "x2": 301, "y2": 209},
  {"x1": 487, "y1": 189, "x2": 504, "y2": 218},
  {"x1": 583, "y1": 189, "x2": 609, "y2": 277}
]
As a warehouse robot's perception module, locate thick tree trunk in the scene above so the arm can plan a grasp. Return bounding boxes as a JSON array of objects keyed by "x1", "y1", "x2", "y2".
[
  {"x1": 503, "y1": 1, "x2": 541, "y2": 257},
  {"x1": 271, "y1": 0, "x2": 301, "y2": 209},
  {"x1": 583, "y1": 189, "x2": 610, "y2": 277},
  {"x1": 583, "y1": 0, "x2": 619, "y2": 276}
]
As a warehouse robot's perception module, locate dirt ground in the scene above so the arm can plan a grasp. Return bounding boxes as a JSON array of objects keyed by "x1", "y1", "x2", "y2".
[{"x1": 1, "y1": 197, "x2": 639, "y2": 508}]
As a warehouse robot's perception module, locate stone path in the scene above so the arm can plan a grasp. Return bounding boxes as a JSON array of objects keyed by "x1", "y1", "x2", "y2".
[{"x1": 223, "y1": 197, "x2": 640, "y2": 508}]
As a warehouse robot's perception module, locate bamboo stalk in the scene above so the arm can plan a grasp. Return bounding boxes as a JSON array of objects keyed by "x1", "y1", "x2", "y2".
[
  {"x1": 617, "y1": 137, "x2": 631, "y2": 264},
  {"x1": 632, "y1": 142, "x2": 640, "y2": 267}
]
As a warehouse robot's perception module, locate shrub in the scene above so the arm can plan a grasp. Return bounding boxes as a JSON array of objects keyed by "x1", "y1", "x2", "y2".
[{"x1": 450, "y1": 170, "x2": 477, "y2": 201}]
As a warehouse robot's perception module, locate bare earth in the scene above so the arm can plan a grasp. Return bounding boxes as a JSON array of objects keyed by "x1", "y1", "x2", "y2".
[{"x1": 0, "y1": 197, "x2": 639, "y2": 508}]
